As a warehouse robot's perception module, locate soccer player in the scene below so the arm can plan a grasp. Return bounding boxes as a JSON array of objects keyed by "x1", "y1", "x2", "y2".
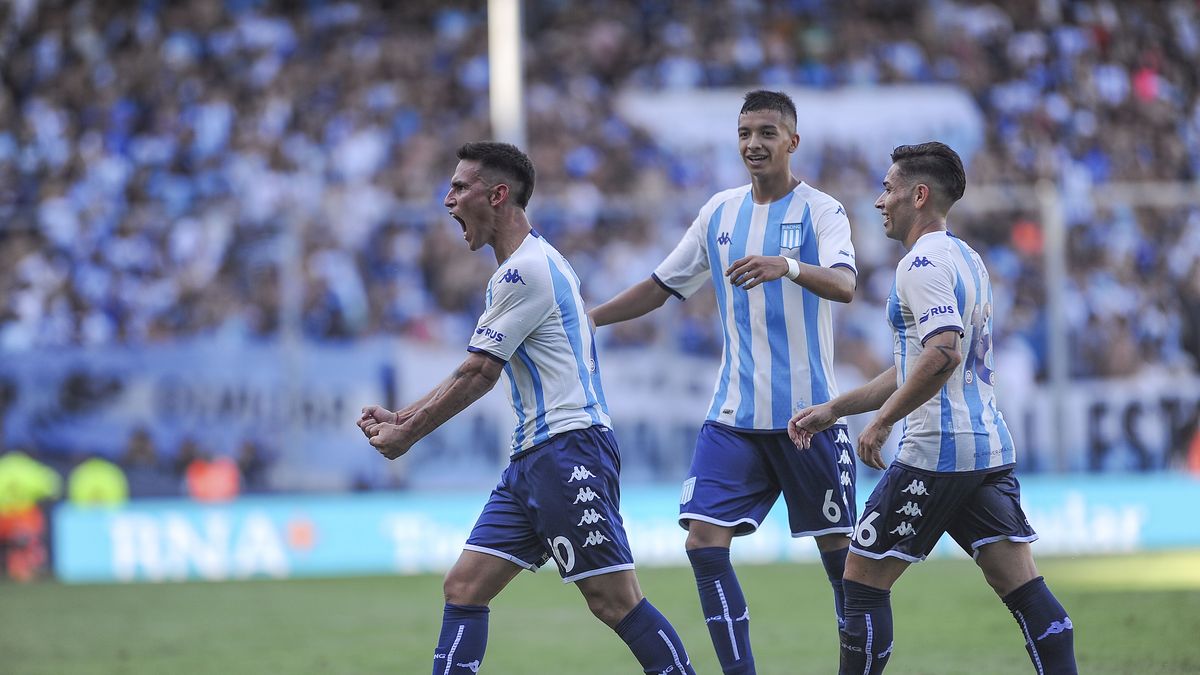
[
  {"x1": 590, "y1": 90, "x2": 859, "y2": 674},
  {"x1": 789, "y1": 142, "x2": 1077, "y2": 674},
  {"x1": 358, "y1": 142, "x2": 695, "y2": 675}
]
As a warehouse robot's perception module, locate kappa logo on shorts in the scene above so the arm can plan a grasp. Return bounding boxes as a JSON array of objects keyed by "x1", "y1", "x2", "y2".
[
  {"x1": 582, "y1": 530, "x2": 610, "y2": 547},
  {"x1": 840, "y1": 471, "x2": 852, "y2": 486},
  {"x1": 901, "y1": 479, "x2": 930, "y2": 496},
  {"x1": 890, "y1": 521, "x2": 917, "y2": 536},
  {"x1": 895, "y1": 501, "x2": 923, "y2": 517},
  {"x1": 835, "y1": 428, "x2": 851, "y2": 444},
  {"x1": 839, "y1": 449, "x2": 852, "y2": 464},
  {"x1": 577, "y1": 508, "x2": 607, "y2": 526},
  {"x1": 573, "y1": 487, "x2": 600, "y2": 504},
  {"x1": 568, "y1": 465, "x2": 596, "y2": 482}
]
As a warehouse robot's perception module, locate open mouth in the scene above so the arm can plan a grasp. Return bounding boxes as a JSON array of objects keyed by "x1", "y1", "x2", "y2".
[
  {"x1": 745, "y1": 154, "x2": 768, "y2": 163},
  {"x1": 450, "y1": 213, "x2": 465, "y2": 230}
]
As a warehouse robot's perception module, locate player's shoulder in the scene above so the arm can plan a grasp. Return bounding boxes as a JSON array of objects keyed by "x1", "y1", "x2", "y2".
[
  {"x1": 896, "y1": 232, "x2": 956, "y2": 275},
  {"x1": 792, "y1": 182, "x2": 847, "y2": 218},
  {"x1": 491, "y1": 234, "x2": 554, "y2": 291}
]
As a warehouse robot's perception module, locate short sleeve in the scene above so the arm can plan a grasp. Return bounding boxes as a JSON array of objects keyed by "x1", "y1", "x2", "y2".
[
  {"x1": 468, "y1": 266, "x2": 554, "y2": 362},
  {"x1": 814, "y1": 199, "x2": 857, "y2": 273},
  {"x1": 896, "y1": 254, "x2": 964, "y2": 344},
  {"x1": 653, "y1": 204, "x2": 714, "y2": 300}
]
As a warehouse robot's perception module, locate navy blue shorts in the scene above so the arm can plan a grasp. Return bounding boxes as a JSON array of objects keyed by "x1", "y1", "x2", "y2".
[
  {"x1": 678, "y1": 422, "x2": 857, "y2": 538},
  {"x1": 850, "y1": 462, "x2": 1038, "y2": 563},
  {"x1": 464, "y1": 425, "x2": 635, "y2": 583}
]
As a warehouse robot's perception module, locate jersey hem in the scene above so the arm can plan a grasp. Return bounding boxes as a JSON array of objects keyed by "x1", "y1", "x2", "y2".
[
  {"x1": 466, "y1": 346, "x2": 507, "y2": 364},
  {"x1": 651, "y1": 273, "x2": 684, "y2": 300},
  {"x1": 919, "y1": 324, "x2": 964, "y2": 344}
]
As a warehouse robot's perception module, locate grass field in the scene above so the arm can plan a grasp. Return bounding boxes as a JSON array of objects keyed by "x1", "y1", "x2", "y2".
[{"x1": 4, "y1": 550, "x2": 1199, "y2": 674}]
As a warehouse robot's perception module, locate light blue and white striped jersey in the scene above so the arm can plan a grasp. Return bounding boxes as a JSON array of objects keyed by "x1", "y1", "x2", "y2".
[
  {"x1": 468, "y1": 231, "x2": 611, "y2": 455},
  {"x1": 653, "y1": 182, "x2": 856, "y2": 430},
  {"x1": 888, "y1": 230, "x2": 1015, "y2": 472}
]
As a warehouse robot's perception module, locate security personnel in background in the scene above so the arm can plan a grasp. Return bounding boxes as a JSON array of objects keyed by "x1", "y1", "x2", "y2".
[
  {"x1": 0, "y1": 450, "x2": 61, "y2": 582},
  {"x1": 67, "y1": 456, "x2": 129, "y2": 507}
]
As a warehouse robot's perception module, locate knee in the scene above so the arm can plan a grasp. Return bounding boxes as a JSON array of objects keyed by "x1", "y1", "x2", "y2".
[
  {"x1": 684, "y1": 521, "x2": 734, "y2": 550},
  {"x1": 583, "y1": 590, "x2": 632, "y2": 628},
  {"x1": 443, "y1": 569, "x2": 485, "y2": 606}
]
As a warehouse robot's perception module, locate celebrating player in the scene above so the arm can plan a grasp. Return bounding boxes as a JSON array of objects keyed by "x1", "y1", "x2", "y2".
[
  {"x1": 358, "y1": 142, "x2": 694, "y2": 675},
  {"x1": 590, "y1": 90, "x2": 858, "y2": 674},
  {"x1": 789, "y1": 142, "x2": 1077, "y2": 674}
]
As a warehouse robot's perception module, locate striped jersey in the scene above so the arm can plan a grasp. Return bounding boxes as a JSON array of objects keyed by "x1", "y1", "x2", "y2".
[
  {"x1": 468, "y1": 231, "x2": 611, "y2": 455},
  {"x1": 653, "y1": 182, "x2": 856, "y2": 430},
  {"x1": 888, "y1": 230, "x2": 1015, "y2": 472}
]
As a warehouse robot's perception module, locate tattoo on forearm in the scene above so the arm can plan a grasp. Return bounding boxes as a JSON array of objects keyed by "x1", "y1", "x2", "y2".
[{"x1": 932, "y1": 345, "x2": 957, "y2": 375}]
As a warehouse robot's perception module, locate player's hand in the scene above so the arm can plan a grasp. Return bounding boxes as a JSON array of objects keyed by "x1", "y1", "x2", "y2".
[
  {"x1": 368, "y1": 423, "x2": 415, "y2": 460},
  {"x1": 726, "y1": 255, "x2": 788, "y2": 290},
  {"x1": 789, "y1": 403, "x2": 837, "y2": 449},
  {"x1": 856, "y1": 419, "x2": 892, "y2": 470},
  {"x1": 358, "y1": 405, "x2": 397, "y2": 439}
]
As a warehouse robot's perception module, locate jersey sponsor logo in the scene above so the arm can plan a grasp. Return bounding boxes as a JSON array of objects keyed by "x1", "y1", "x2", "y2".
[
  {"x1": 918, "y1": 305, "x2": 955, "y2": 324},
  {"x1": 568, "y1": 465, "x2": 596, "y2": 482},
  {"x1": 573, "y1": 487, "x2": 600, "y2": 504},
  {"x1": 577, "y1": 508, "x2": 607, "y2": 526},
  {"x1": 908, "y1": 256, "x2": 934, "y2": 270},
  {"x1": 1036, "y1": 616, "x2": 1073, "y2": 640},
  {"x1": 680, "y1": 477, "x2": 696, "y2": 504},
  {"x1": 474, "y1": 326, "x2": 505, "y2": 342},
  {"x1": 499, "y1": 268, "x2": 526, "y2": 285},
  {"x1": 895, "y1": 501, "x2": 923, "y2": 517},
  {"x1": 582, "y1": 530, "x2": 610, "y2": 547},
  {"x1": 838, "y1": 249, "x2": 855, "y2": 259},
  {"x1": 890, "y1": 521, "x2": 917, "y2": 536},
  {"x1": 901, "y1": 479, "x2": 930, "y2": 496},
  {"x1": 717, "y1": 232, "x2": 732, "y2": 246}
]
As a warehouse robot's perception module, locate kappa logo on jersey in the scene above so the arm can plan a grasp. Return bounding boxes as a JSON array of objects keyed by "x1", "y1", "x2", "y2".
[
  {"x1": 1036, "y1": 616, "x2": 1073, "y2": 640},
  {"x1": 573, "y1": 487, "x2": 600, "y2": 504},
  {"x1": 838, "y1": 249, "x2": 855, "y2": 259},
  {"x1": 901, "y1": 479, "x2": 930, "y2": 496},
  {"x1": 908, "y1": 256, "x2": 934, "y2": 270},
  {"x1": 568, "y1": 465, "x2": 596, "y2": 482},
  {"x1": 582, "y1": 530, "x2": 610, "y2": 547},
  {"x1": 895, "y1": 501, "x2": 923, "y2": 517},
  {"x1": 717, "y1": 231, "x2": 732, "y2": 246},
  {"x1": 474, "y1": 326, "x2": 505, "y2": 342},
  {"x1": 919, "y1": 305, "x2": 955, "y2": 324},
  {"x1": 835, "y1": 205, "x2": 847, "y2": 216},
  {"x1": 890, "y1": 521, "x2": 917, "y2": 536},
  {"x1": 499, "y1": 268, "x2": 526, "y2": 285},
  {"x1": 577, "y1": 508, "x2": 607, "y2": 526}
]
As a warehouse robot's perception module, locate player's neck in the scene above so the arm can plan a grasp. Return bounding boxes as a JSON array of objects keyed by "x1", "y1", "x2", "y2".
[
  {"x1": 491, "y1": 211, "x2": 533, "y2": 264},
  {"x1": 749, "y1": 171, "x2": 800, "y2": 204},
  {"x1": 903, "y1": 218, "x2": 947, "y2": 249}
]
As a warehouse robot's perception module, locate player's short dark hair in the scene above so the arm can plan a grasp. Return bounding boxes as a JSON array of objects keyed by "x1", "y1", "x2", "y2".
[
  {"x1": 456, "y1": 141, "x2": 536, "y2": 209},
  {"x1": 740, "y1": 90, "x2": 797, "y2": 132},
  {"x1": 890, "y1": 142, "x2": 966, "y2": 205}
]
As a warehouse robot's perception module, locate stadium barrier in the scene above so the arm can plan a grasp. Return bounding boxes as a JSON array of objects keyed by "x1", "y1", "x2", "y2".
[{"x1": 53, "y1": 473, "x2": 1200, "y2": 583}]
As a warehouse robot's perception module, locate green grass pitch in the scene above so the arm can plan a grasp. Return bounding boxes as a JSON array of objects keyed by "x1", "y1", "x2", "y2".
[{"x1": 3, "y1": 551, "x2": 1198, "y2": 674}]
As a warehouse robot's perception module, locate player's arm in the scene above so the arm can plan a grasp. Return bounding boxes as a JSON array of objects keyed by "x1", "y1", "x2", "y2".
[
  {"x1": 857, "y1": 330, "x2": 962, "y2": 469},
  {"x1": 365, "y1": 351, "x2": 504, "y2": 459},
  {"x1": 589, "y1": 277, "x2": 673, "y2": 327},
  {"x1": 789, "y1": 366, "x2": 898, "y2": 448},
  {"x1": 726, "y1": 257, "x2": 855, "y2": 302}
]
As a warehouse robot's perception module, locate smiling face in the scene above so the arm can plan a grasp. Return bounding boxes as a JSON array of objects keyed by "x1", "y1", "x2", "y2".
[
  {"x1": 737, "y1": 109, "x2": 797, "y2": 179},
  {"x1": 444, "y1": 159, "x2": 496, "y2": 251},
  {"x1": 875, "y1": 162, "x2": 916, "y2": 243}
]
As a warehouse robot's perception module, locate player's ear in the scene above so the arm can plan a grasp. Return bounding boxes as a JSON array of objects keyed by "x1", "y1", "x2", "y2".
[
  {"x1": 789, "y1": 133, "x2": 799, "y2": 153},
  {"x1": 913, "y1": 183, "x2": 930, "y2": 208},
  {"x1": 490, "y1": 183, "x2": 509, "y2": 207}
]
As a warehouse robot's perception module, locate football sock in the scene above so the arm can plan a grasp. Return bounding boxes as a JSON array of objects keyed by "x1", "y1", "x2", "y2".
[
  {"x1": 840, "y1": 579, "x2": 894, "y2": 675},
  {"x1": 614, "y1": 597, "x2": 696, "y2": 675},
  {"x1": 431, "y1": 603, "x2": 489, "y2": 675},
  {"x1": 820, "y1": 546, "x2": 850, "y2": 629},
  {"x1": 687, "y1": 546, "x2": 755, "y2": 674},
  {"x1": 1002, "y1": 576, "x2": 1078, "y2": 675}
]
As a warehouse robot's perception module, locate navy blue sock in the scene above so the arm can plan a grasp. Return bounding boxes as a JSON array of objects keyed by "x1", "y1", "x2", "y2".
[
  {"x1": 432, "y1": 603, "x2": 489, "y2": 675},
  {"x1": 820, "y1": 546, "x2": 850, "y2": 630},
  {"x1": 687, "y1": 546, "x2": 754, "y2": 674},
  {"x1": 1002, "y1": 576, "x2": 1078, "y2": 675},
  {"x1": 614, "y1": 597, "x2": 695, "y2": 675},
  {"x1": 840, "y1": 579, "x2": 894, "y2": 675}
]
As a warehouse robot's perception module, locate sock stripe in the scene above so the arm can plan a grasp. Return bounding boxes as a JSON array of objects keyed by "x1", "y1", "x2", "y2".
[
  {"x1": 657, "y1": 629, "x2": 688, "y2": 672},
  {"x1": 714, "y1": 579, "x2": 741, "y2": 661},
  {"x1": 864, "y1": 613, "x2": 874, "y2": 675},
  {"x1": 443, "y1": 624, "x2": 465, "y2": 675},
  {"x1": 1013, "y1": 610, "x2": 1045, "y2": 675}
]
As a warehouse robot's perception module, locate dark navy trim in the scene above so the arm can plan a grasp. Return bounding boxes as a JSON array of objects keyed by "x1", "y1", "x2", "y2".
[
  {"x1": 651, "y1": 273, "x2": 684, "y2": 300},
  {"x1": 529, "y1": 228, "x2": 541, "y2": 238},
  {"x1": 705, "y1": 420, "x2": 848, "y2": 435},
  {"x1": 467, "y1": 346, "x2": 507, "y2": 364},
  {"x1": 892, "y1": 460, "x2": 1016, "y2": 477},
  {"x1": 920, "y1": 325, "x2": 964, "y2": 345},
  {"x1": 830, "y1": 262, "x2": 857, "y2": 274}
]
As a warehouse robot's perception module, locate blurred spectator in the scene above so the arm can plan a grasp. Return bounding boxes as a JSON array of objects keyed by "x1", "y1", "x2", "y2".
[
  {"x1": 121, "y1": 426, "x2": 178, "y2": 498},
  {"x1": 0, "y1": 449, "x2": 61, "y2": 582},
  {"x1": 184, "y1": 453, "x2": 240, "y2": 502}
]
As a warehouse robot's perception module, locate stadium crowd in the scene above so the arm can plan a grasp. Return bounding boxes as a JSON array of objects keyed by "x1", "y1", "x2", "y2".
[{"x1": 1, "y1": 0, "x2": 1199, "y2": 478}]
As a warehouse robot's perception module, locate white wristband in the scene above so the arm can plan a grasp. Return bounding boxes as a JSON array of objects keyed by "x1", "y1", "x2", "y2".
[{"x1": 784, "y1": 256, "x2": 800, "y2": 280}]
